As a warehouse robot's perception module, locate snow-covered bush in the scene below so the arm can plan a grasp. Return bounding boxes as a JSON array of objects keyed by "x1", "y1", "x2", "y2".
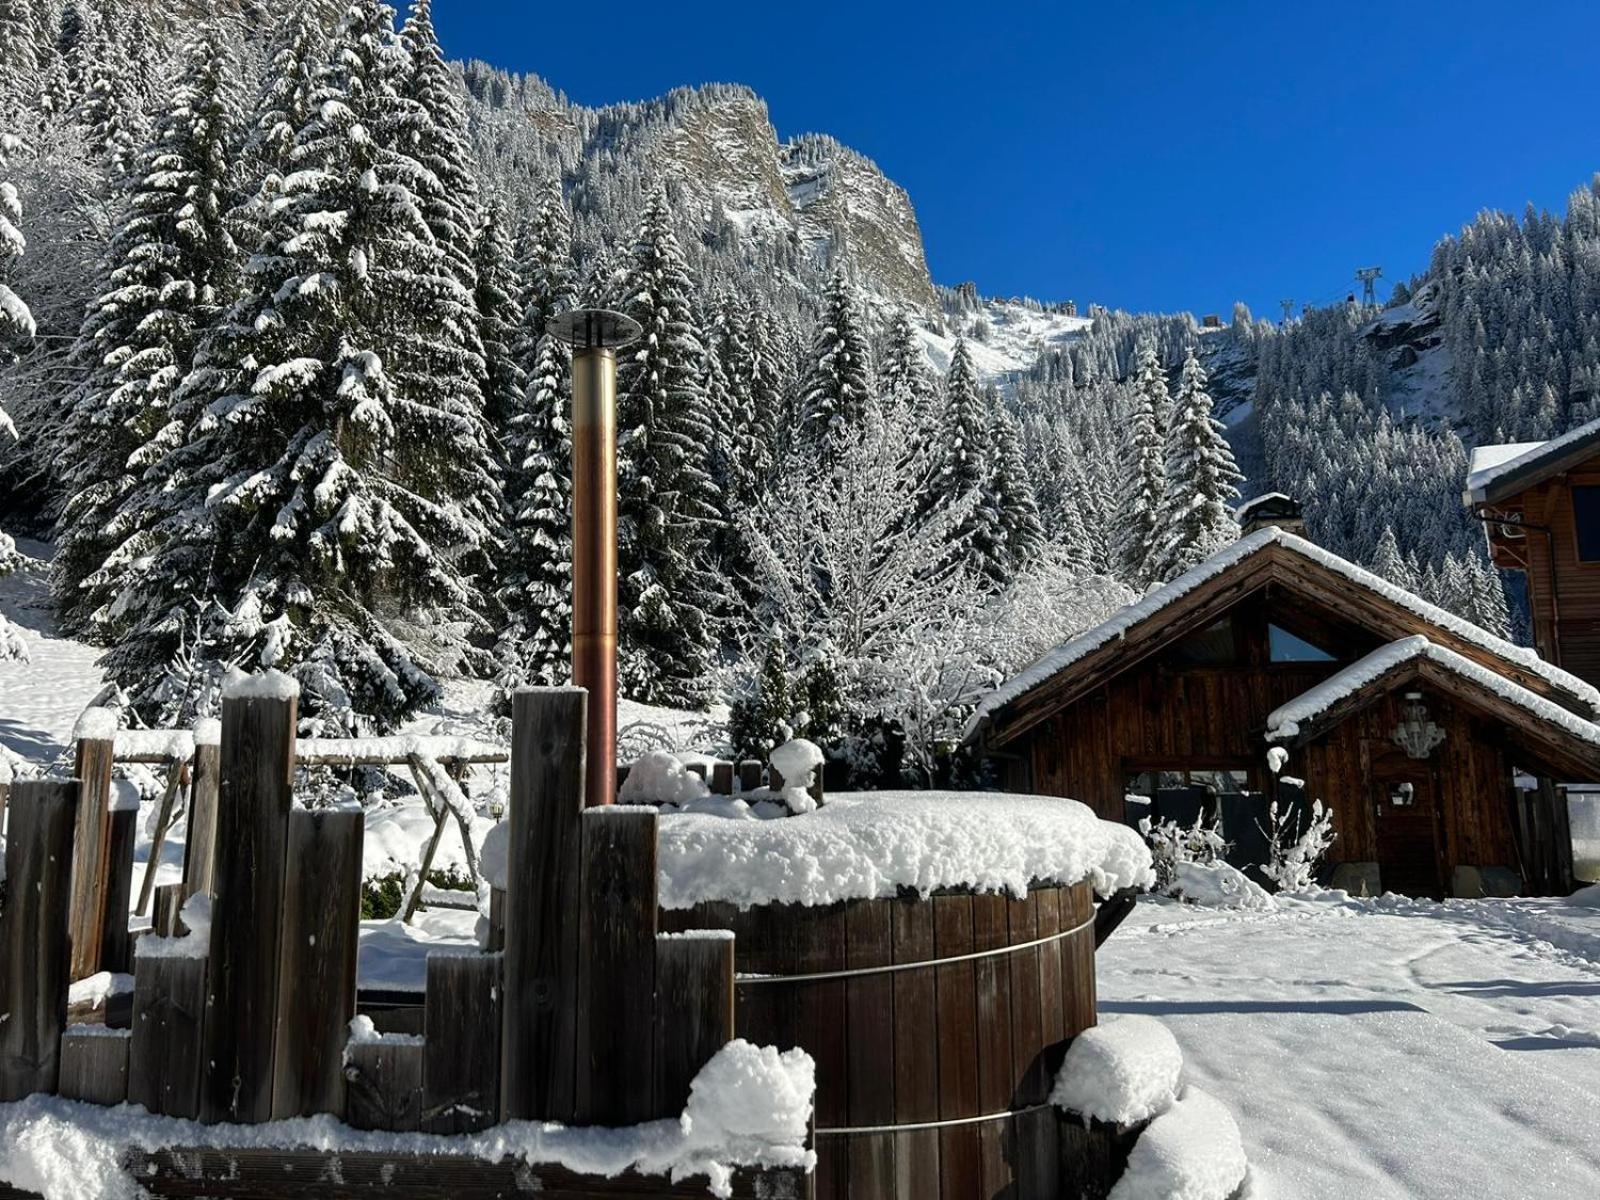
[
  {"x1": 1170, "y1": 860, "x2": 1274, "y2": 912},
  {"x1": 1139, "y1": 812, "x2": 1228, "y2": 893},
  {"x1": 1259, "y1": 798, "x2": 1337, "y2": 892}
]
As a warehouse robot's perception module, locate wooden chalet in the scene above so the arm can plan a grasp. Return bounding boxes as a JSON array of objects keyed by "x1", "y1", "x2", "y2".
[
  {"x1": 1466, "y1": 418, "x2": 1600, "y2": 687},
  {"x1": 969, "y1": 526, "x2": 1600, "y2": 897}
]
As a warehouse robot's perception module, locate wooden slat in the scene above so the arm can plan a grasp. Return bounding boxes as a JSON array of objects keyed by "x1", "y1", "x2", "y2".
[
  {"x1": 99, "y1": 805, "x2": 138, "y2": 974},
  {"x1": 130, "y1": 952, "x2": 207, "y2": 1118},
  {"x1": 711, "y1": 761, "x2": 734, "y2": 796},
  {"x1": 933, "y1": 894, "x2": 980, "y2": 1199},
  {"x1": 202, "y1": 689, "x2": 295, "y2": 1124},
  {"x1": 136, "y1": 763, "x2": 185, "y2": 916},
  {"x1": 57, "y1": 1027, "x2": 130, "y2": 1106},
  {"x1": 653, "y1": 934, "x2": 734, "y2": 1116},
  {"x1": 844, "y1": 898, "x2": 895, "y2": 1198},
  {"x1": 344, "y1": 1039, "x2": 423, "y2": 1132},
  {"x1": 152, "y1": 882, "x2": 183, "y2": 939},
  {"x1": 972, "y1": 893, "x2": 1015, "y2": 1198},
  {"x1": 0, "y1": 780, "x2": 79, "y2": 1101},
  {"x1": 68, "y1": 735, "x2": 115, "y2": 980},
  {"x1": 575, "y1": 807, "x2": 658, "y2": 1126},
  {"x1": 182, "y1": 741, "x2": 220, "y2": 899},
  {"x1": 424, "y1": 953, "x2": 503, "y2": 1134},
  {"x1": 890, "y1": 894, "x2": 940, "y2": 1199},
  {"x1": 503, "y1": 687, "x2": 587, "y2": 1122},
  {"x1": 737, "y1": 760, "x2": 762, "y2": 793},
  {"x1": 273, "y1": 810, "x2": 363, "y2": 1119}
]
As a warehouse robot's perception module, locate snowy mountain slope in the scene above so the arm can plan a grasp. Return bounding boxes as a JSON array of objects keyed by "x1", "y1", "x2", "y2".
[{"x1": 920, "y1": 296, "x2": 1094, "y2": 381}]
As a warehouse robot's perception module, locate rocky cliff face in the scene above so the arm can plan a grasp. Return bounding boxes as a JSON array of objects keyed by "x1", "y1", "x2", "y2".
[{"x1": 462, "y1": 69, "x2": 940, "y2": 316}]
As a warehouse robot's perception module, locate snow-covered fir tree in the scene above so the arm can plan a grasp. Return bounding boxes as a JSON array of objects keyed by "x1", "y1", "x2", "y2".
[
  {"x1": 1152, "y1": 348, "x2": 1242, "y2": 580},
  {"x1": 1369, "y1": 525, "x2": 1415, "y2": 591},
  {"x1": 1115, "y1": 341, "x2": 1170, "y2": 586},
  {"x1": 473, "y1": 201, "x2": 526, "y2": 436},
  {"x1": 988, "y1": 388, "x2": 1046, "y2": 576},
  {"x1": 614, "y1": 187, "x2": 718, "y2": 706},
  {"x1": 879, "y1": 308, "x2": 935, "y2": 421},
  {"x1": 927, "y1": 339, "x2": 1004, "y2": 577},
  {"x1": 0, "y1": 123, "x2": 33, "y2": 661},
  {"x1": 797, "y1": 268, "x2": 874, "y2": 460},
  {"x1": 55, "y1": 23, "x2": 241, "y2": 637}
]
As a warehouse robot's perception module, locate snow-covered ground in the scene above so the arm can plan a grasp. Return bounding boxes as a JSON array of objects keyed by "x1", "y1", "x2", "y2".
[{"x1": 1101, "y1": 890, "x2": 1600, "y2": 1198}]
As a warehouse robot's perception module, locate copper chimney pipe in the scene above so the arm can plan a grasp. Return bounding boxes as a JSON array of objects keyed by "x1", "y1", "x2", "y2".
[{"x1": 549, "y1": 309, "x2": 641, "y2": 807}]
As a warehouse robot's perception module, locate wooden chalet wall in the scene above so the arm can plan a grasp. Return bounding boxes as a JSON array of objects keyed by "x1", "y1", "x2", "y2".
[{"x1": 1485, "y1": 466, "x2": 1600, "y2": 687}]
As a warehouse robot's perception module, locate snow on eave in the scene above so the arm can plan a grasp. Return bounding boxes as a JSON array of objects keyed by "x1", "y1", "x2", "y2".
[
  {"x1": 969, "y1": 527, "x2": 1600, "y2": 744},
  {"x1": 1464, "y1": 417, "x2": 1600, "y2": 504},
  {"x1": 1265, "y1": 635, "x2": 1600, "y2": 750}
]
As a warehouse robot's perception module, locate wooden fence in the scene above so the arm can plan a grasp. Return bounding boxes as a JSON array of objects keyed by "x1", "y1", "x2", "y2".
[{"x1": 0, "y1": 688, "x2": 805, "y2": 1199}]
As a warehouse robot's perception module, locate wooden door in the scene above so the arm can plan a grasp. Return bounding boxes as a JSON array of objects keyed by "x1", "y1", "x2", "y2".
[{"x1": 1369, "y1": 758, "x2": 1444, "y2": 898}]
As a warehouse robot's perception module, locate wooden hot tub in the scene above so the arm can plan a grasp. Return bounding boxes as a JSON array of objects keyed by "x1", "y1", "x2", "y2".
[{"x1": 660, "y1": 879, "x2": 1097, "y2": 1200}]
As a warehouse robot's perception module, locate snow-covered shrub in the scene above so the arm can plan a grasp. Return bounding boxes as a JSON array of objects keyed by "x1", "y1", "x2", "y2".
[
  {"x1": 1050, "y1": 1015, "x2": 1183, "y2": 1125},
  {"x1": 1171, "y1": 861, "x2": 1274, "y2": 911},
  {"x1": 1258, "y1": 798, "x2": 1337, "y2": 892},
  {"x1": 1139, "y1": 813, "x2": 1228, "y2": 893},
  {"x1": 619, "y1": 749, "x2": 711, "y2": 807}
]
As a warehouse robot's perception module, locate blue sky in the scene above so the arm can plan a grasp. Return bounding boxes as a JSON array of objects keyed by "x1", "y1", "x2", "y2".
[{"x1": 432, "y1": 0, "x2": 1600, "y2": 318}]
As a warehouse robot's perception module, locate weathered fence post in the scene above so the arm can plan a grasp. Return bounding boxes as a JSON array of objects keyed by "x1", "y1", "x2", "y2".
[
  {"x1": 711, "y1": 761, "x2": 734, "y2": 796},
  {"x1": 130, "y1": 945, "x2": 207, "y2": 1118},
  {"x1": 57, "y1": 1026, "x2": 131, "y2": 1106},
  {"x1": 423, "y1": 953, "x2": 503, "y2": 1133},
  {"x1": 68, "y1": 714, "x2": 115, "y2": 980},
  {"x1": 738, "y1": 760, "x2": 762, "y2": 793},
  {"x1": 272, "y1": 809, "x2": 363, "y2": 1119},
  {"x1": 653, "y1": 931, "x2": 734, "y2": 1115},
  {"x1": 0, "y1": 779, "x2": 79, "y2": 1101},
  {"x1": 346, "y1": 1037, "x2": 423, "y2": 1132},
  {"x1": 182, "y1": 721, "x2": 221, "y2": 900},
  {"x1": 100, "y1": 796, "x2": 139, "y2": 973},
  {"x1": 502, "y1": 686, "x2": 587, "y2": 1122},
  {"x1": 201, "y1": 672, "x2": 296, "y2": 1124},
  {"x1": 575, "y1": 805, "x2": 658, "y2": 1126},
  {"x1": 152, "y1": 882, "x2": 183, "y2": 939}
]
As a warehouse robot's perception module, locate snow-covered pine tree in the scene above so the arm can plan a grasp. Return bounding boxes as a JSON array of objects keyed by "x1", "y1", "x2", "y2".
[
  {"x1": 398, "y1": 0, "x2": 480, "y2": 291},
  {"x1": 1369, "y1": 525, "x2": 1415, "y2": 591},
  {"x1": 98, "y1": 0, "x2": 498, "y2": 729},
  {"x1": 928, "y1": 339, "x2": 1005, "y2": 578},
  {"x1": 55, "y1": 24, "x2": 241, "y2": 637},
  {"x1": 1114, "y1": 342, "x2": 1169, "y2": 586},
  {"x1": 879, "y1": 308, "x2": 934, "y2": 420},
  {"x1": 1466, "y1": 551, "x2": 1513, "y2": 639},
  {"x1": 615, "y1": 187, "x2": 718, "y2": 706},
  {"x1": 0, "y1": 0, "x2": 41, "y2": 114},
  {"x1": 1152, "y1": 348, "x2": 1242, "y2": 580},
  {"x1": 495, "y1": 181, "x2": 575, "y2": 693},
  {"x1": 1, "y1": 125, "x2": 33, "y2": 662},
  {"x1": 77, "y1": 6, "x2": 145, "y2": 188},
  {"x1": 473, "y1": 201, "x2": 526, "y2": 435},
  {"x1": 988, "y1": 388, "x2": 1046, "y2": 576},
  {"x1": 797, "y1": 267, "x2": 873, "y2": 459}
]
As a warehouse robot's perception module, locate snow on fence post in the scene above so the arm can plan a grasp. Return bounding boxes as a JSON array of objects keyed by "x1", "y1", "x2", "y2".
[
  {"x1": 502, "y1": 686, "x2": 587, "y2": 1122},
  {"x1": 653, "y1": 931, "x2": 735, "y2": 1116},
  {"x1": 100, "y1": 799, "x2": 138, "y2": 973},
  {"x1": 182, "y1": 727, "x2": 221, "y2": 900},
  {"x1": 201, "y1": 672, "x2": 297, "y2": 1124},
  {"x1": 67, "y1": 716, "x2": 115, "y2": 980},
  {"x1": 423, "y1": 952, "x2": 503, "y2": 1134},
  {"x1": 0, "y1": 779, "x2": 79, "y2": 1101},
  {"x1": 575, "y1": 805, "x2": 658, "y2": 1126},
  {"x1": 272, "y1": 809, "x2": 363, "y2": 1119}
]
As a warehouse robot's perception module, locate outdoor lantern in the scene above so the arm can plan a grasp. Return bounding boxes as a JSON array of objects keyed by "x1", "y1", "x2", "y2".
[{"x1": 1391, "y1": 691, "x2": 1446, "y2": 759}]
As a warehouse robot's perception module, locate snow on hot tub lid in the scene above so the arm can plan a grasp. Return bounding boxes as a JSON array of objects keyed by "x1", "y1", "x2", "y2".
[{"x1": 655, "y1": 791, "x2": 1154, "y2": 912}]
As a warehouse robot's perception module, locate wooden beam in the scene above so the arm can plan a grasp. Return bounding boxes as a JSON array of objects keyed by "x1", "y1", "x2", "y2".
[
  {"x1": 503, "y1": 687, "x2": 587, "y2": 1123},
  {"x1": 99, "y1": 804, "x2": 138, "y2": 974},
  {"x1": 136, "y1": 762, "x2": 186, "y2": 916},
  {"x1": 653, "y1": 932, "x2": 734, "y2": 1118},
  {"x1": 0, "y1": 780, "x2": 79, "y2": 1101},
  {"x1": 57, "y1": 1026, "x2": 130, "y2": 1106},
  {"x1": 182, "y1": 740, "x2": 220, "y2": 900},
  {"x1": 68, "y1": 733, "x2": 115, "y2": 980}
]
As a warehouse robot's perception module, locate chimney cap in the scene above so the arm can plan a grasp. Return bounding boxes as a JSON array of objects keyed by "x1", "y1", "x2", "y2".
[{"x1": 549, "y1": 308, "x2": 643, "y2": 350}]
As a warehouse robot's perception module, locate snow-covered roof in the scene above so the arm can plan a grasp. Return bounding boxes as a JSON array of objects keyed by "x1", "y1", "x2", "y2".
[
  {"x1": 970, "y1": 527, "x2": 1600, "y2": 740},
  {"x1": 654, "y1": 791, "x2": 1154, "y2": 910},
  {"x1": 1265, "y1": 635, "x2": 1600, "y2": 751},
  {"x1": 1464, "y1": 417, "x2": 1600, "y2": 504},
  {"x1": 1233, "y1": 492, "x2": 1293, "y2": 517}
]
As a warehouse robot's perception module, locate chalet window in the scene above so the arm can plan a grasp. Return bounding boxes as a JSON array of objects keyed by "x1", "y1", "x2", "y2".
[
  {"x1": 1268, "y1": 624, "x2": 1336, "y2": 663},
  {"x1": 1575, "y1": 486, "x2": 1600, "y2": 562},
  {"x1": 1169, "y1": 618, "x2": 1238, "y2": 666},
  {"x1": 1126, "y1": 768, "x2": 1248, "y2": 797}
]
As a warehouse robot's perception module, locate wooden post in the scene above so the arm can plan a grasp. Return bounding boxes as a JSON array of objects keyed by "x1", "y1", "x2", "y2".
[
  {"x1": 487, "y1": 887, "x2": 506, "y2": 952},
  {"x1": 711, "y1": 762, "x2": 734, "y2": 796},
  {"x1": 182, "y1": 732, "x2": 221, "y2": 899},
  {"x1": 100, "y1": 802, "x2": 138, "y2": 974},
  {"x1": 576, "y1": 806, "x2": 658, "y2": 1127},
  {"x1": 272, "y1": 809, "x2": 363, "y2": 1119},
  {"x1": 136, "y1": 761, "x2": 186, "y2": 916},
  {"x1": 130, "y1": 949, "x2": 207, "y2": 1118},
  {"x1": 737, "y1": 760, "x2": 762, "y2": 793},
  {"x1": 345, "y1": 1039, "x2": 423, "y2": 1131},
  {"x1": 152, "y1": 882, "x2": 184, "y2": 939},
  {"x1": 68, "y1": 724, "x2": 115, "y2": 980},
  {"x1": 768, "y1": 765, "x2": 784, "y2": 792},
  {"x1": 201, "y1": 679, "x2": 296, "y2": 1124},
  {"x1": 503, "y1": 687, "x2": 587, "y2": 1122},
  {"x1": 685, "y1": 761, "x2": 708, "y2": 782},
  {"x1": 423, "y1": 953, "x2": 503, "y2": 1133},
  {"x1": 653, "y1": 932, "x2": 734, "y2": 1116},
  {"x1": 58, "y1": 1026, "x2": 131, "y2": 1106},
  {"x1": 0, "y1": 780, "x2": 79, "y2": 1101}
]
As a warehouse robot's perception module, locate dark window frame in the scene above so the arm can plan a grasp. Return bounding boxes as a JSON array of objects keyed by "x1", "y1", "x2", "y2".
[{"x1": 1574, "y1": 485, "x2": 1600, "y2": 564}]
